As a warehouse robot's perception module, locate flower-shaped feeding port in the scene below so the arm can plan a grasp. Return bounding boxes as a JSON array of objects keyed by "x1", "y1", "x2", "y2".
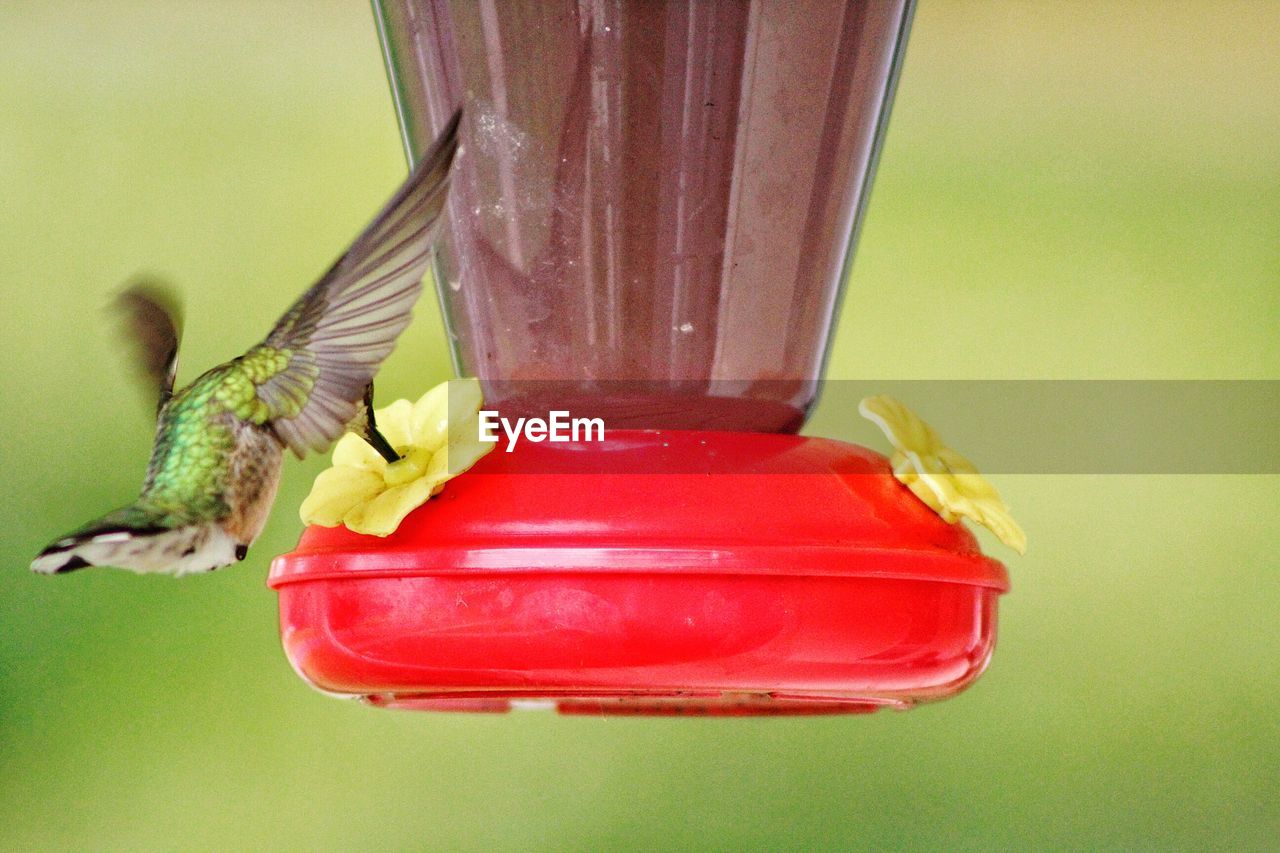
[
  {"x1": 299, "y1": 379, "x2": 492, "y2": 537},
  {"x1": 860, "y1": 395, "x2": 1026, "y2": 554}
]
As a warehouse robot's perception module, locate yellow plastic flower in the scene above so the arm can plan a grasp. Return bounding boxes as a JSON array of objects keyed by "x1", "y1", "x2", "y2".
[
  {"x1": 299, "y1": 378, "x2": 493, "y2": 537},
  {"x1": 859, "y1": 395, "x2": 1026, "y2": 555}
]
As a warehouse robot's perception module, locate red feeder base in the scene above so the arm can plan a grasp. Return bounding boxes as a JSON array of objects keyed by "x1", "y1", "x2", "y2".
[{"x1": 269, "y1": 430, "x2": 1009, "y2": 716}]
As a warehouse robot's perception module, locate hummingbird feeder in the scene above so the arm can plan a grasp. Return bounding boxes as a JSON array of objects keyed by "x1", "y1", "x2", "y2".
[{"x1": 269, "y1": 0, "x2": 1011, "y2": 715}]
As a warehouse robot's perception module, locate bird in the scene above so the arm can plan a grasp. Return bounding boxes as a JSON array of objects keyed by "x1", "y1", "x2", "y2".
[{"x1": 31, "y1": 110, "x2": 462, "y2": 577}]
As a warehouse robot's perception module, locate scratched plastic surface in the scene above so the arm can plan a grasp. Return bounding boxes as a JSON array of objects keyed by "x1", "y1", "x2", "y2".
[{"x1": 270, "y1": 431, "x2": 1007, "y2": 716}]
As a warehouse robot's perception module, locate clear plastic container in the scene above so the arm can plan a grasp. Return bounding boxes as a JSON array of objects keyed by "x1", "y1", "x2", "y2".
[{"x1": 374, "y1": 0, "x2": 914, "y2": 430}]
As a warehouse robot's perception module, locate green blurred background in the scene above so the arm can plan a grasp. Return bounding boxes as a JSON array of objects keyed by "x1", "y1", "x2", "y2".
[{"x1": 2, "y1": 1, "x2": 1276, "y2": 849}]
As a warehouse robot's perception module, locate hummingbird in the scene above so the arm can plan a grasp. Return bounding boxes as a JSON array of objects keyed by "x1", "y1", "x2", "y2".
[{"x1": 31, "y1": 110, "x2": 461, "y2": 577}]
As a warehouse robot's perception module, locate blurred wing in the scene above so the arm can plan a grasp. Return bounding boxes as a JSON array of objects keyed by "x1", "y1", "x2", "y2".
[
  {"x1": 249, "y1": 108, "x2": 461, "y2": 457},
  {"x1": 115, "y1": 280, "x2": 183, "y2": 412}
]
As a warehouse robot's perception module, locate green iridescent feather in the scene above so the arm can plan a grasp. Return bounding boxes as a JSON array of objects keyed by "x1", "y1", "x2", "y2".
[{"x1": 139, "y1": 366, "x2": 240, "y2": 518}]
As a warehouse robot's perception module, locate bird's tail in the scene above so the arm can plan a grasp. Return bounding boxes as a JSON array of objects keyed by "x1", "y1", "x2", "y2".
[{"x1": 30, "y1": 504, "x2": 175, "y2": 574}]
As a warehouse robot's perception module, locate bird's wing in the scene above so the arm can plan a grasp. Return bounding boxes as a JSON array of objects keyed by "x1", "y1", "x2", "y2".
[
  {"x1": 244, "y1": 108, "x2": 461, "y2": 458},
  {"x1": 115, "y1": 280, "x2": 183, "y2": 413}
]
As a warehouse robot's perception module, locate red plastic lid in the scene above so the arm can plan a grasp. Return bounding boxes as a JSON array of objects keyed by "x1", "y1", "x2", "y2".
[
  {"x1": 270, "y1": 430, "x2": 1008, "y2": 715},
  {"x1": 269, "y1": 430, "x2": 1008, "y2": 590}
]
